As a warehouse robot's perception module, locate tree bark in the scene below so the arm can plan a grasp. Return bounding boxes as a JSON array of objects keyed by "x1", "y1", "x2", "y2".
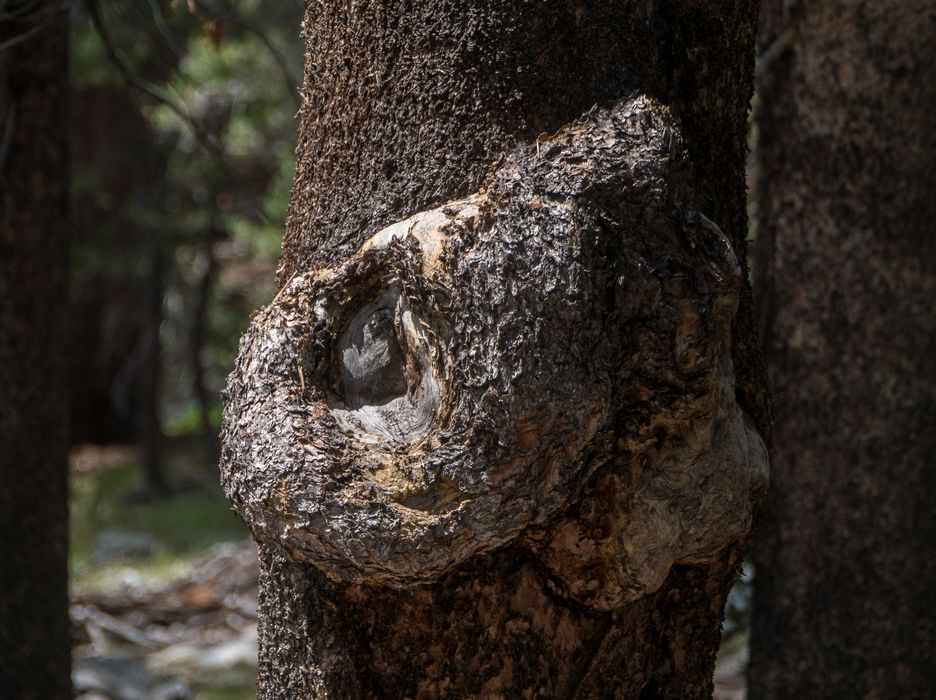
[
  {"x1": 750, "y1": 1, "x2": 936, "y2": 698},
  {"x1": 0, "y1": 4, "x2": 72, "y2": 699},
  {"x1": 222, "y1": 2, "x2": 770, "y2": 697}
]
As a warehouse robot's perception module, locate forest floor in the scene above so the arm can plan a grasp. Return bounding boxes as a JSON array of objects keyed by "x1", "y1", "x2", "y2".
[{"x1": 69, "y1": 444, "x2": 748, "y2": 699}]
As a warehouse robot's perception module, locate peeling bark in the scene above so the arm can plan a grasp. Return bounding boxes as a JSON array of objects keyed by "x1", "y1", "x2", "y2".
[{"x1": 222, "y1": 2, "x2": 768, "y2": 697}]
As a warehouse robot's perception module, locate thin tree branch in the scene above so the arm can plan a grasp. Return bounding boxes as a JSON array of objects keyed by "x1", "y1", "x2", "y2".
[
  {"x1": 756, "y1": 29, "x2": 794, "y2": 79},
  {"x1": 190, "y1": 0, "x2": 301, "y2": 106},
  {"x1": 0, "y1": 0, "x2": 68, "y2": 53},
  {"x1": 86, "y1": 0, "x2": 272, "y2": 224},
  {"x1": 146, "y1": 0, "x2": 181, "y2": 57},
  {"x1": 0, "y1": 0, "x2": 55, "y2": 23},
  {"x1": 0, "y1": 21, "x2": 42, "y2": 51},
  {"x1": 87, "y1": 0, "x2": 214, "y2": 154}
]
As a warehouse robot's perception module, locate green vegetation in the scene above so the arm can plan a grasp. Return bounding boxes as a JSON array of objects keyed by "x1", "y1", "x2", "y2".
[
  {"x1": 68, "y1": 0, "x2": 303, "y2": 457},
  {"x1": 194, "y1": 686, "x2": 255, "y2": 700},
  {"x1": 70, "y1": 456, "x2": 247, "y2": 590},
  {"x1": 66, "y1": 4, "x2": 301, "y2": 693}
]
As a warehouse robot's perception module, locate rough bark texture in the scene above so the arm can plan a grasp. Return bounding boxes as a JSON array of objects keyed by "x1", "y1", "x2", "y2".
[
  {"x1": 750, "y1": 1, "x2": 936, "y2": 698},
  {"x1": 0, "y1": 4, "x2": 72, "y2": 699},
  {"x1": 222, "y1": 2, "x2": 769, "y2": 697}
]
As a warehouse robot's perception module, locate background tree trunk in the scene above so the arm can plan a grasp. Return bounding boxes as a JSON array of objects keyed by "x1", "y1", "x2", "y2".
[
  {"x1": 139, "y1": 239, "x2": 169, "y2": 495},
  {"x1": 0, "y1": 3, "x2": 72, "y2": 699},
  {"x1": 228, "y1": 2, "x2": 770, "y2": 697},
  {"x1": 750, "y1": 1, "x2": 936, "y2": 697}
]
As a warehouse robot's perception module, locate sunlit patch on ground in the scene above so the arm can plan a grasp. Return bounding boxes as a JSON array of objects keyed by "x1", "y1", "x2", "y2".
[{"x1": 70, "y1": 445, "x2": 257, "y2": 699}]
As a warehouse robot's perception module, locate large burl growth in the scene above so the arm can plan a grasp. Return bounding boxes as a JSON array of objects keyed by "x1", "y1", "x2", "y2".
[{"x1": 222, "y1": 97, "x2": 766, "y2": 618}]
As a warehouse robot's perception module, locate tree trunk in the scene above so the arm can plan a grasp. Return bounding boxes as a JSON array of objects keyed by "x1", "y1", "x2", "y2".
[
  {"x1": 140, "y1": 239, "x2": 169, "y2": 495},
  {"x1": 750, "y1": 1, "x2": 936, "y2": 697},
  {"x1": 222, "y1": 2, "x2": 770, "y2": 697},
  {"x1": 190, "y1": 216, "x2": 222, "y2": 465},
  {"x1": 0, "y1": 4, "x2": 72, "y2": 699}
]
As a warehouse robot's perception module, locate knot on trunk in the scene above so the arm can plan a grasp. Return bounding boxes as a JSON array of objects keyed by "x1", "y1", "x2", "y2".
[
  {"x1": 220, "y1": 96, "x2": 767, "y2": 606},
  {"x1": 334, "y1": 287, "x2": 440, "y2": 441}
]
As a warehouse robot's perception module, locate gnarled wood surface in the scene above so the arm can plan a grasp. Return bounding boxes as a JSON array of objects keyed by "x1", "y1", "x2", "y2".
[
  {"x1": 221, "y1": 2, "x2": 768, "y2": 697},
  {"x1": 222, "y1": 96, "x2": 766, "y2": 601}
]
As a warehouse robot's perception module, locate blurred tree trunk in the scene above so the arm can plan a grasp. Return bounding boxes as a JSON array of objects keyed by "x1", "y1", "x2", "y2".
[
  {"x1": 139, "y1": 238, "x2": 169, "y2": 495},
  {"x1": 750, "y1": 1, "x2": 936, "y2": 697},
  {"x1": 226, "y1": 2, "x2": 771, "y2": 697},
  {"x1": 190, "y1": 214, "x2": 222, "y2": 466},
  {"x1": 0, "y1": 3, "x2": 72, "y2": 699}
]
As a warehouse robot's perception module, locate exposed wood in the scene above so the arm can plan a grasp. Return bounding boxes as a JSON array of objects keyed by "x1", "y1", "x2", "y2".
[
  {"x1": 223, "y1": 96, "x2": 767, "y2": 596},
  {"x1": 221, "y1": 2, "x2": 769, "y2": 696}
]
